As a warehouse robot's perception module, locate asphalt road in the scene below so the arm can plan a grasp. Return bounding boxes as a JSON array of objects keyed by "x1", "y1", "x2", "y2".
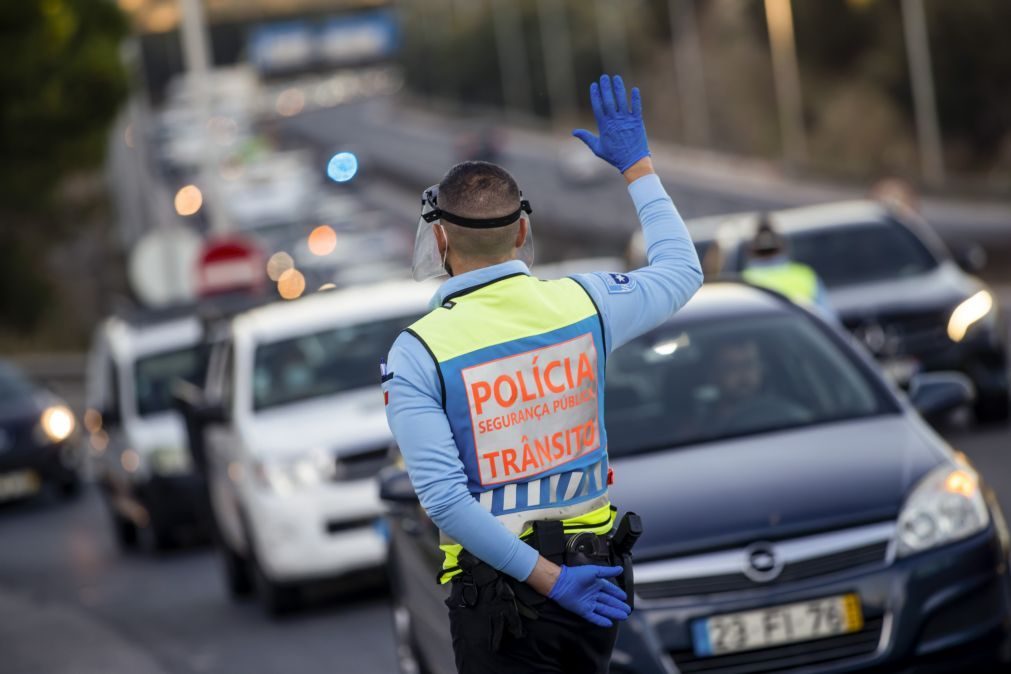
[{"x1": 0, "y1": 489, "x2": 399, "y2": 674}]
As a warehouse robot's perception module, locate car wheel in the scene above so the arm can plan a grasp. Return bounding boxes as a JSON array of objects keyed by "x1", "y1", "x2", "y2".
[
  {"x1": 391, "y1": 591, "x2": 430, "y2": 674},
  {"x1": 221, "y1": 544, "x2": 254, "y2": 600},
  {"x1": 111, "y1": 510, "x2": 139, "y2": 549},
  {"x1": 975, "y1": 390, "x2": 1010, "y2": 425},
  {"x1": 252, "y1": 556, "x2": 298, "y2": 617},
  {"x1": 57, "y1": 475, "x2": 81, "y2": 500}
]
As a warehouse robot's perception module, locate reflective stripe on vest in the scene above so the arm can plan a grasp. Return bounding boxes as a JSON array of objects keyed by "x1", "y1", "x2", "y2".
[
  {"x1": 742, "y1": 262, "x2": 819, "y2": 305},
  {"x1": 407, "y1": 273, "x2": 609, "y2": 536}
]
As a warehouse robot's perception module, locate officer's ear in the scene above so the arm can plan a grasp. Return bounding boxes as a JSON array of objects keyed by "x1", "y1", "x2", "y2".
[
  {"x1": 434, "y1": 222, "x2": 449, "y2": 257},
  {"x1": 515, "y1": 218, "x2": 528, "y2": 249}
]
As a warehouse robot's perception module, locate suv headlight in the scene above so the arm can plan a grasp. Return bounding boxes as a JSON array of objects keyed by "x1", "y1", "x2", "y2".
[
  {"x1": 254, "y1": 449, "x2": 335, "y2": 495},
  {"x1": 896, "y1": 464, "x2": 989, "y2": 557},
  {"x1": 947, "y1": 290, "x2": 994, "y2": 342}
]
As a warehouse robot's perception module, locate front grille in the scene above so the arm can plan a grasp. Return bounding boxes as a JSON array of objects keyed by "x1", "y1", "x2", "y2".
[
  {"x1": 638, "y1": 542, "x2": 888, "y2": 600},
  {"x1": 845, "y1": 309, "x2": 951, "y2": 357},
  {"x1": 325, "y1": 516, "x2": 377, "y2": 535},
  {"x1": 333, "y1": 447, "x2": 388, "y2": 482},
  {"x1": 670, "y1": 616, "x2": 883, "y2": 674}
]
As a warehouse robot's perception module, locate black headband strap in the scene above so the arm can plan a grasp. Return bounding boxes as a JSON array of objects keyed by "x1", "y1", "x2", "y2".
[
  {"x1": 422, "y1": 199, "x2": 532, "y2": 229},
  {"x1": 439, "y1": 207, "x2": 522, "y2": 229}
]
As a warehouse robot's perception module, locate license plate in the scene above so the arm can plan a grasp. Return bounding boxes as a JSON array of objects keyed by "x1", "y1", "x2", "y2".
[
  {"x1": 0, "y1": 470, "x2": 40, "y2": 501},
  {"x1": 692, "y1": 594, "x2": 863, "y2": 657}
]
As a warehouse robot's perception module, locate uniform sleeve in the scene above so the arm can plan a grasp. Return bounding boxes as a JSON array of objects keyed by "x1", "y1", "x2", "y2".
[
  {"x1": 573, "y1": 173, "x2": 703, "y2": 353},
  {"x1": 382, "y1": 332, "x2": 540, "y2": 581}
]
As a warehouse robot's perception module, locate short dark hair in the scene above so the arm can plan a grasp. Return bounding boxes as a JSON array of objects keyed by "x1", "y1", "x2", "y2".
[
  {"x1": 438, "y1": 161, "x2": 521, "y2": 219},
  {"x1": 749, "y1": 213, "x2": 786, "y2": 258},
  {"x1": 438, "y1": 161, "x2": 523, "y2": 261}
]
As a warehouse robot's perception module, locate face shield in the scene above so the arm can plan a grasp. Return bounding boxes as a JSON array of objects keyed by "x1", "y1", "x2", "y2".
[{"x1": 411, "y1": 184, "x2": 534, "y2": 282}]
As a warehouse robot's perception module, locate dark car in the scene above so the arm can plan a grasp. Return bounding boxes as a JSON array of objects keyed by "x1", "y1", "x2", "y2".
[
  {"x1": 636, "y1": 201, "x2": 1009, "y2": 423},
  {"x1": 380, "y1": 282, "x2": 1011, "y2": 674},
  {"x1": 0, "y1": 361, "x2": 81, "y2": 503}
]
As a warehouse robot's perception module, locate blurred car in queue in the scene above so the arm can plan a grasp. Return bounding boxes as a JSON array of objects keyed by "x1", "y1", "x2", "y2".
[
  {"x1": 381, "y1": 282, "x2": 1011, "y2": 674},
  {"x1": 628, "y1": 201, "x2": 1009, "y2": 422},
  {"x1": 85, "y1": 309, "x2": 209, "y2": 550},
  {"x1": 185, "y1": 281, "x2": 432, "y2": 615},
  {"x1": 0, "y1": 361, "x2": 80, "y2": 503}
]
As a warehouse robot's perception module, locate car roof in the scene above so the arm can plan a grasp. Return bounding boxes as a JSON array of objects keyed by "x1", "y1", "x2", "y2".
[
  {"x1": 234, "y1": 279, "x2": 438, "y2": 342},
  {"x1": 103, "y1": 313, "x2": 203, "y2": 359},
  {"x1": 687, "y1": 199, "x2": 893, "y2": 243},
  {"x1": 671, "y1": 280, "x2": 799, "y2": 322}
]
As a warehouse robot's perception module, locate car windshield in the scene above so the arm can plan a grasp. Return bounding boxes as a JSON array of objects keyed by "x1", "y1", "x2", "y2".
[
  {"x1": 134, "y1": 346, "x2": 208, "y2": 417},
  {"x1": 604, "y1": 313, "x2": 892, "y2": 456},
  {"x1": 784, "y1": 220, "x2": 938, "y2": 288},
  {"x1": 0, "y1": 363, "x2": 35, "y2": 404},
  {"x1": 252, "y1": 314, "x2": 420, "y2": 411}
]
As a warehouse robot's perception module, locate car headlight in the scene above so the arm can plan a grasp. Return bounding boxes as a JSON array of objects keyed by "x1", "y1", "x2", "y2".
[
  {"x1": 896, "y1": 464, "x2": 990, "y2": 557},
  {"x1": 254, "y1": 449, "x2": 335, "y2": 495},
  {"x1": 39, "y1": 405, "x2": 75, "y2": 443},
  {"x1": 149, "y1": 446, "x2": 192, "y2": 476},
  {"x1": 947, "y1": 290, "x2": 994, "y2": 342}
]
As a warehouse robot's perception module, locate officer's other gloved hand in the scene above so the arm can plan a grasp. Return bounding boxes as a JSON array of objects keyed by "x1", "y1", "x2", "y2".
[
  {"x1": 572, "y1": 74, "x2": 650, "y2": 173},
  {"x1": 547, "y1": 564, "x2": 632, "y2": 627}
]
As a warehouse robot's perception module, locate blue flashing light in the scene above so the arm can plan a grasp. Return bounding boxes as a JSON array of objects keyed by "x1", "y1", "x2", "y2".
[{"x1": 327, "y1": 152, "x2": 359, "y2": 183}]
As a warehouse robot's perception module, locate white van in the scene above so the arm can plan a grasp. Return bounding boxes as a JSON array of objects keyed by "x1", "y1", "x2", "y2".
[
  {"x1": 200, "y1": 280, "x2": 433, "y2": 614},
  {"x1": 85, "y1": 309, "x2": 208, "y2": 550}
]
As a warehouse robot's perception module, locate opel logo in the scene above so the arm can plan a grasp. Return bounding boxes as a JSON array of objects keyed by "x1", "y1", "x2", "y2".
[
  {"x1": 742, "y1": 542, "x2": 784, "y2": 583},
  {"x1": 858, "y1": 323, "x2": 887, "y2": 354}
]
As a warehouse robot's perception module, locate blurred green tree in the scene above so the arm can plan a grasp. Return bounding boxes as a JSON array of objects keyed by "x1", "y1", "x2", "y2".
[
  {"x1": 0, "y1": 0, "x2": 128, "y2": 336},
  {"x1": 0, "y1": 0, "x2": 129, "y2": 210}
]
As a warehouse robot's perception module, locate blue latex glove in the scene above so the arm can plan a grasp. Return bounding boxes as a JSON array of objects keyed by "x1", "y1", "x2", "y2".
[
  {"x1": 547, "y1": 564, "x2": 632, "y2": 628},
  {"x1": 573, "y1": 74, "x2": 650, "y2": 173}
]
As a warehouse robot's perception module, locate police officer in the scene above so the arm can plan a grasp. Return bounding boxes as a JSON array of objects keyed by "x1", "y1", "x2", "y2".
[
  {"x1": 742, "y1": 215, "x2": 834, "y2": 316},
  {"x1": 382, "y1": 75, "x2": 703, "y2": 673}
]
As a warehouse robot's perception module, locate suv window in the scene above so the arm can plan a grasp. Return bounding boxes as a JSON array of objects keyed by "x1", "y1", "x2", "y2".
[
  {"x1": 252, "y1": 314, "x2": 419, "y2": 411},
  {"x1": 134, "y1": 345, "x2": 208, "y2": 417},
  {"x1": 0, "y1": 363, "x2": 35, "y2": 403},
  {"x1": 783, "y1": 220, "x2": 937, "y2": 288}
]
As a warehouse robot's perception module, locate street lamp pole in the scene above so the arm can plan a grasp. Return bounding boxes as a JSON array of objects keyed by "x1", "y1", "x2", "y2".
[
  {"x1": 668, "y1": 0, "x2": 710, "y2": 145},
  {"x1": 178, "y1": 0, "x2": 228, "y2": 234},
  {"x1": 491, "y1": 0, "x2": 532, "y2": 117},
  {"x1": 764, "y1": 0, "x2": 807, "y2": 165},
  {"x1": 537, "y1": 0, "x2": 578, "y2": 126},
  {"x1": 901, "y1": 0, "x2": 945, "y2": 186},
  {"x1": 594, "y1": 0, "x2": 631, "y2": 79}
]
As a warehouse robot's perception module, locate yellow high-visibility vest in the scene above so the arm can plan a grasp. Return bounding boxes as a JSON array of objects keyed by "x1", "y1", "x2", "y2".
[{"x1": 742, "y1": 262, "x2": 819, "y2": 305}]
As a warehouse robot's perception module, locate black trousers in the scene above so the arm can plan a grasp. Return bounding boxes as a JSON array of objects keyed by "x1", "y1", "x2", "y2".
[{"x1": 447, "y1": 573, "x2": 620, "y2": 674}]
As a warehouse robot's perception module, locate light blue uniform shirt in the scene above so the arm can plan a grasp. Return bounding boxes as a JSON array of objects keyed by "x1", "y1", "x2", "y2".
[{"x1": 383, "y1": 174, "x2": 703, "y2": 581}]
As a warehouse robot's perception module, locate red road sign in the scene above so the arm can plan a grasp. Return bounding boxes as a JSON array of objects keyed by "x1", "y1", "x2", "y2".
[{"x1": 196, "y1": 236, "x2": 264, "y2": 297}]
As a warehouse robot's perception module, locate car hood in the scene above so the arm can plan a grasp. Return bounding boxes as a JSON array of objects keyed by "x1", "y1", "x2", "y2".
[
  {"x1": 827, "y1": 263, "x2": 978, "y2": 319},
  {"x1": 608, "y1": 415, "x2": 946, "y2": 560},
  {"x1": 244, "y1": 388, "x2": 391, "y2": 458}
]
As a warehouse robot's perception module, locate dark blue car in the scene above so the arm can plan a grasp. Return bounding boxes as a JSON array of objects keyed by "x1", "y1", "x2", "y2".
[{"x1": 381, "y1": 282, "x2": 1011, "y2": 673}]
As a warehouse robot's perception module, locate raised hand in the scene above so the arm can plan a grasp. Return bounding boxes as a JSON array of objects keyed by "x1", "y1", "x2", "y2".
[{"x1": 572, "y1": 74, "x2": 651, "y2": 173}]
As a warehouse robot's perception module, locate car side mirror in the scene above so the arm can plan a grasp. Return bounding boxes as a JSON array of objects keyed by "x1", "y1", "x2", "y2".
[
  {"x1": 378, "y1": 466, "x2": 418, "y2": 503},
  {"x1": 909, "y1": 372, "x2": 974, "y2": 421},
  {"x1": 953, "y1": 242, "x2": 987, "y2": 273},
  {"x1": 171, "y1": 379, "x2": 228, "y2": 424}
]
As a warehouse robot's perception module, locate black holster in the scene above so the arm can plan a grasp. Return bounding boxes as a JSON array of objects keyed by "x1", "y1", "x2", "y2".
[{"x1": 449, "y1": 551, "x2": 542, "y2": 652}]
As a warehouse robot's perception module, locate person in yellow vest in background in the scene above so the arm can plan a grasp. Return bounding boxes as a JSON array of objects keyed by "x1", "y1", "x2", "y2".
[{"x1": 742, "y1": 215, "x2": 835, "y2": 319}]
